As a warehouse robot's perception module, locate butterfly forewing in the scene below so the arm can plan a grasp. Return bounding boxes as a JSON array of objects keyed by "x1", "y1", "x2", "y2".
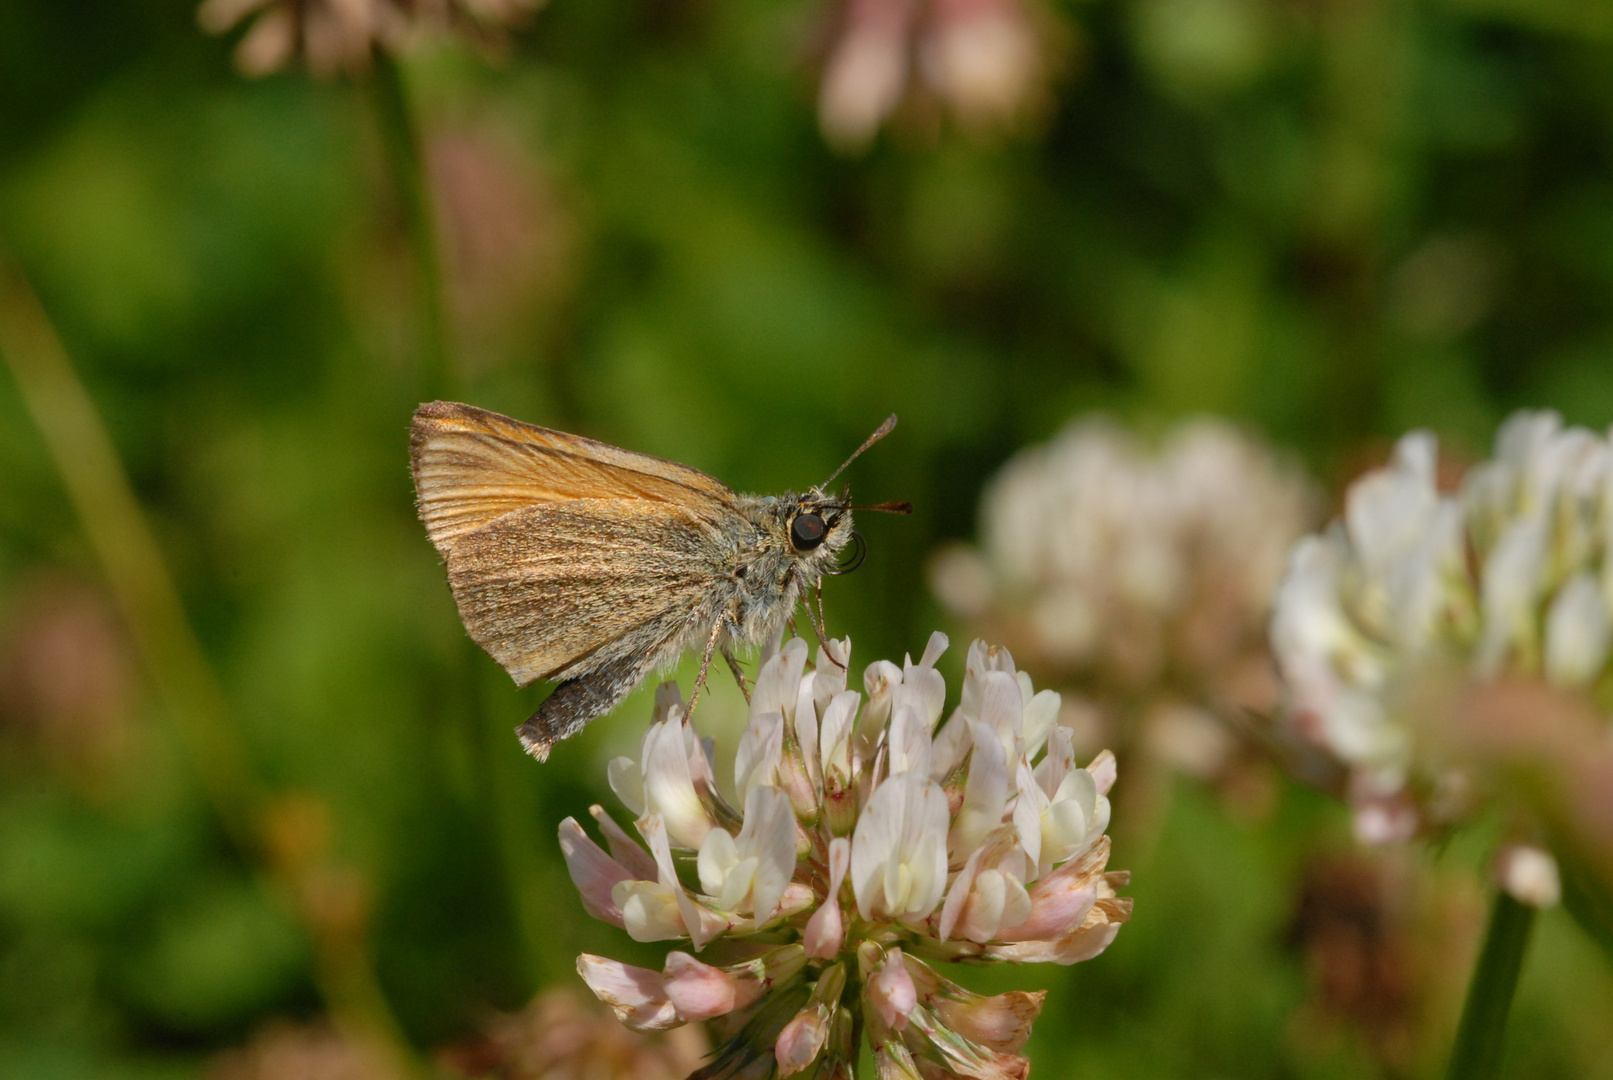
[
  {"x1": 444, "y1": 499, "x2": 723, "y2": 684},
  {"x1": 410, "y1": 401, "x2": 748, "y2": 690},
  {"x1": 410, "y1": 401, "x2": 740, "y2": 549}
]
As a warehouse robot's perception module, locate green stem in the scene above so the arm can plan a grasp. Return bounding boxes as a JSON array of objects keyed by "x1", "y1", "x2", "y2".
[
  {"x1": 0, "y1": 253, "x2": 427, "y2": 1078},
  {"x1": 1446, "y1": 889, "x2": 1536, "y2": 1080},
  {"x1": 370, "y1": 51, "x2": 453, "y2": 400}
]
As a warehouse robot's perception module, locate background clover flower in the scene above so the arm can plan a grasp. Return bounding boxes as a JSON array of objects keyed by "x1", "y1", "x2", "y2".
[
  {"x1": 198, "y1": 0, "x2": 543, "y2": 78},
  {"x1": 932, "y1": 416, "x2": 1321, "y2": 789},
  {"x1": 815, "y1": 0, "x2": 1068, "y2": 153},
  {"x1": 558, "y1": 633, "x2": 1130, "y2": 1078},
  {"x1": 1271, "y1": 410, "x2": 1613, "y2": 897}
]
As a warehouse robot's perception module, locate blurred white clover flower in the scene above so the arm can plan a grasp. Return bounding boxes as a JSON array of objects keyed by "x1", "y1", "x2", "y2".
[
  {"x1": 1272, "y1": 410, "x2": 1613, "y2": 902},
  {"x1": 817, "y1": 0, "x2": 1066, "y2": 153},
  {"x1": 198, "y1": 0, "x2": 542, "y2": 78},
  {"x1": 932, "y1": 416, "x2": 1320, "y2": 781},
  {"x1": 560, "y1": 633, "x2": 1129, "y2": 1079}
]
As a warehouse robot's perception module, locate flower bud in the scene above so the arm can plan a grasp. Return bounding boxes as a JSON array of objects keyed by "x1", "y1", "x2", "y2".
[
  {"x1": 867, "y1": 947, "x2": 917, "y2": 1031},
  {"x1": 1495, "y1": 844, "x2": 1561, "y2": 909},
  {"x1": 776, "y1": 1004, "x2": 831, "y2": 1076}
]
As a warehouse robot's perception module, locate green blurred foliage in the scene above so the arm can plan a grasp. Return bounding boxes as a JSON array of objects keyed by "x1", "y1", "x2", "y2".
[{"x1": 2, "y1": 0, "x2": 1613, "y2": 1076}]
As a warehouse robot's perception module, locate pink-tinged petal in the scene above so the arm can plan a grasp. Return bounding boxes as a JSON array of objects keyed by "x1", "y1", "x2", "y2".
[
  {"x1": 779, "y1": 881, "x2": 816, "y2": 917},
  {"x1": 818, "y1": 0, "x2": 912, "y2": 153},
  {"x1": 988, "y1": 919, "x2": 1122, "y2": 965},
  {"x1": 994, "y1": 874, "x2": 1097, "y2": 943},
  {"x1": 776, "y1": 1005, "x2": 831, "y2": 1076},
  {"x1": 663, "y1": 951, "x2": 742, "y2": 1021},
  {"x1": 868, "y1": 947, "x2": 917, "y2": 1030},
  {"x1": 576, "y1": 954, "x2": 680, "y2": 1031},
  {"x1": 557, "y1": 817, "x2": 630, "y2": 927},
  {"x1": 934, "y1": 990, "x2": 1045, "y2": 1053},
  {"x1": 1085, "y1": 749, "x2": 1117, "y2": 796},
  {"x1": 589, "y1": 804, "x2": 658, "y2": 880},
  {"x1": 806, "y1": 837, "x2": 852, "y2": 958}
]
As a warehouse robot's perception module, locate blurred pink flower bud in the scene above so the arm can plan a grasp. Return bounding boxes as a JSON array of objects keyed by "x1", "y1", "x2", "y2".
[
  {"x1": 775, "y1": 1005, "x2": 832, "y2": 1076},
  {"x1": 805, "y1": 837, "x2": 852, "y2": 958},
  {"x1": 662, "y1": 952, "x2": 754, "y2": 1022},
  {"x1": 1495, "y1": 844, "x2": 1561, "y2": 909},
  {"x1": 868, "y1": 948, "x2": 917, "y2": 1030}
]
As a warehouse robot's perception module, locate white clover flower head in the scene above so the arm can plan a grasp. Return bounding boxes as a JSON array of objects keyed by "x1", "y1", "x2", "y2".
[
  {"x1": 1272, "y1": 409, "x2": 1613, "y2": 844},
  {"x1": 560, "y1": 633, "x2": 1130, "y2": 1079},
  {"x1": 932, "y1": 415, "x2": 1319, "y2": 782}
]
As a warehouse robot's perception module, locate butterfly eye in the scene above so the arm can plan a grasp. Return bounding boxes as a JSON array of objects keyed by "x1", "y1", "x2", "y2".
[{"x1": 791, "y1": 512, "x2": 827, "y2": 551}]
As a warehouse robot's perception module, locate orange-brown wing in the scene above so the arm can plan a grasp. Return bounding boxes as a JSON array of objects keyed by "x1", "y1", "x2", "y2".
[
  {"x1": 443, "y1": 498, "x2": 726, "y2": 685},
  {"x1": 410, "y1": 401, "x2": 740, "y2": 552}
]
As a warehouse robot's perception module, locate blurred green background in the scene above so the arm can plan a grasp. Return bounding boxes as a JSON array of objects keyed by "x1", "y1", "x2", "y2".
[{"x1": 3, "y1": 0, "x2": 1613, "y2": 1076}]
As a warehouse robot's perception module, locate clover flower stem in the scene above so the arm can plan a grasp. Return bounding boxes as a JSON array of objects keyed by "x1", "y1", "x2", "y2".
[
  {"x1": 371, "y1": 50, "x2": 453, "y2": 399},
  {"x1": 1445, "y1": 888, "x2": 1536, "y2": 1080},
  {"x1": 0, "y1": 257, "x2": 427, "y2": 1079}
]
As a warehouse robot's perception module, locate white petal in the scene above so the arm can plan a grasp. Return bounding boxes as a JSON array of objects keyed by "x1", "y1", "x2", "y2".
[
  {"x1": 1020, "y1": 690, "x2": 1061, "y2": 759},
  {"x1": 639, "y1": 813, "x2": 711, "y2": 949},
  {"x1": 819, "y1": 691, "x2": 861, "y2": 779},
  {"x1": 1544, "y1": 572, "x2": 1610, "y2": 688},
  {"x1": 951, "y1": 721, "x2": 1009, "y2": 859},
  {"x1": 736, "y1": 784, "x2": 798, "y2": 921},
  {"x1": 754, "y1": 637, "x2": 810, "y2": 719},
  {"x1": 642, "y1": 717, "x2": 714, "y2": 850},
  {"x1": 697, "y1": 828, "x2": 740, "y2": 897},
  {"x1": 608, "y1": 756, "x2": 646, "y2": 816},
  {"x1": 851, "y1": 773, "x2": 949, "y2": 923},
  {"x1": 888, "y1": 702, "x2": 932, "y2": 777},
  {"x1": 735, "y1": 712, "x2": 785, "y2": 801}
]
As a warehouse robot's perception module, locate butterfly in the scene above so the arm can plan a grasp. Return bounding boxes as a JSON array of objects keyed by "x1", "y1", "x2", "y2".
[{"x1": 409, "y1": 402, "x2": 908, "y2": 760}]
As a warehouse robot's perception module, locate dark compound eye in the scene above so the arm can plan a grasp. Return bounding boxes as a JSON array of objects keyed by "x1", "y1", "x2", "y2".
[{"x1": 790, "y1": 512, "x2": 827, "y2": 551}]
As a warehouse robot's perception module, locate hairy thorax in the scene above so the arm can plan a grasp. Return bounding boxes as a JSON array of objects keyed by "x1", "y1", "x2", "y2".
[{"x1": 719, "y1": 492, "x2": 853, "y2": 648}]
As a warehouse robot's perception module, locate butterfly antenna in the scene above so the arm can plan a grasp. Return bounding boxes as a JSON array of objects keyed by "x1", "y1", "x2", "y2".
[
  {"x1": 820, "y1": 414, "x2": 898, "y2": 489},
  {"x1": 839, "y1": 500, "x2": 912, "y2": 514}
]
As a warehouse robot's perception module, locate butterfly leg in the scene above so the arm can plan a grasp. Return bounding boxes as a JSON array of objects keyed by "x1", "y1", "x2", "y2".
[
  {"x1": 721, "y1": 645, "x2": 752, "y2": 703},
  {"x1": 800, "y1": 578, "x2": 829, "y2": 649},
  {"x1": 685, "y1": 618, "x2": 726, "y2": 720},
  {"x1": 814, "y1": 578, "x2": 830, "y2": 643}
]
